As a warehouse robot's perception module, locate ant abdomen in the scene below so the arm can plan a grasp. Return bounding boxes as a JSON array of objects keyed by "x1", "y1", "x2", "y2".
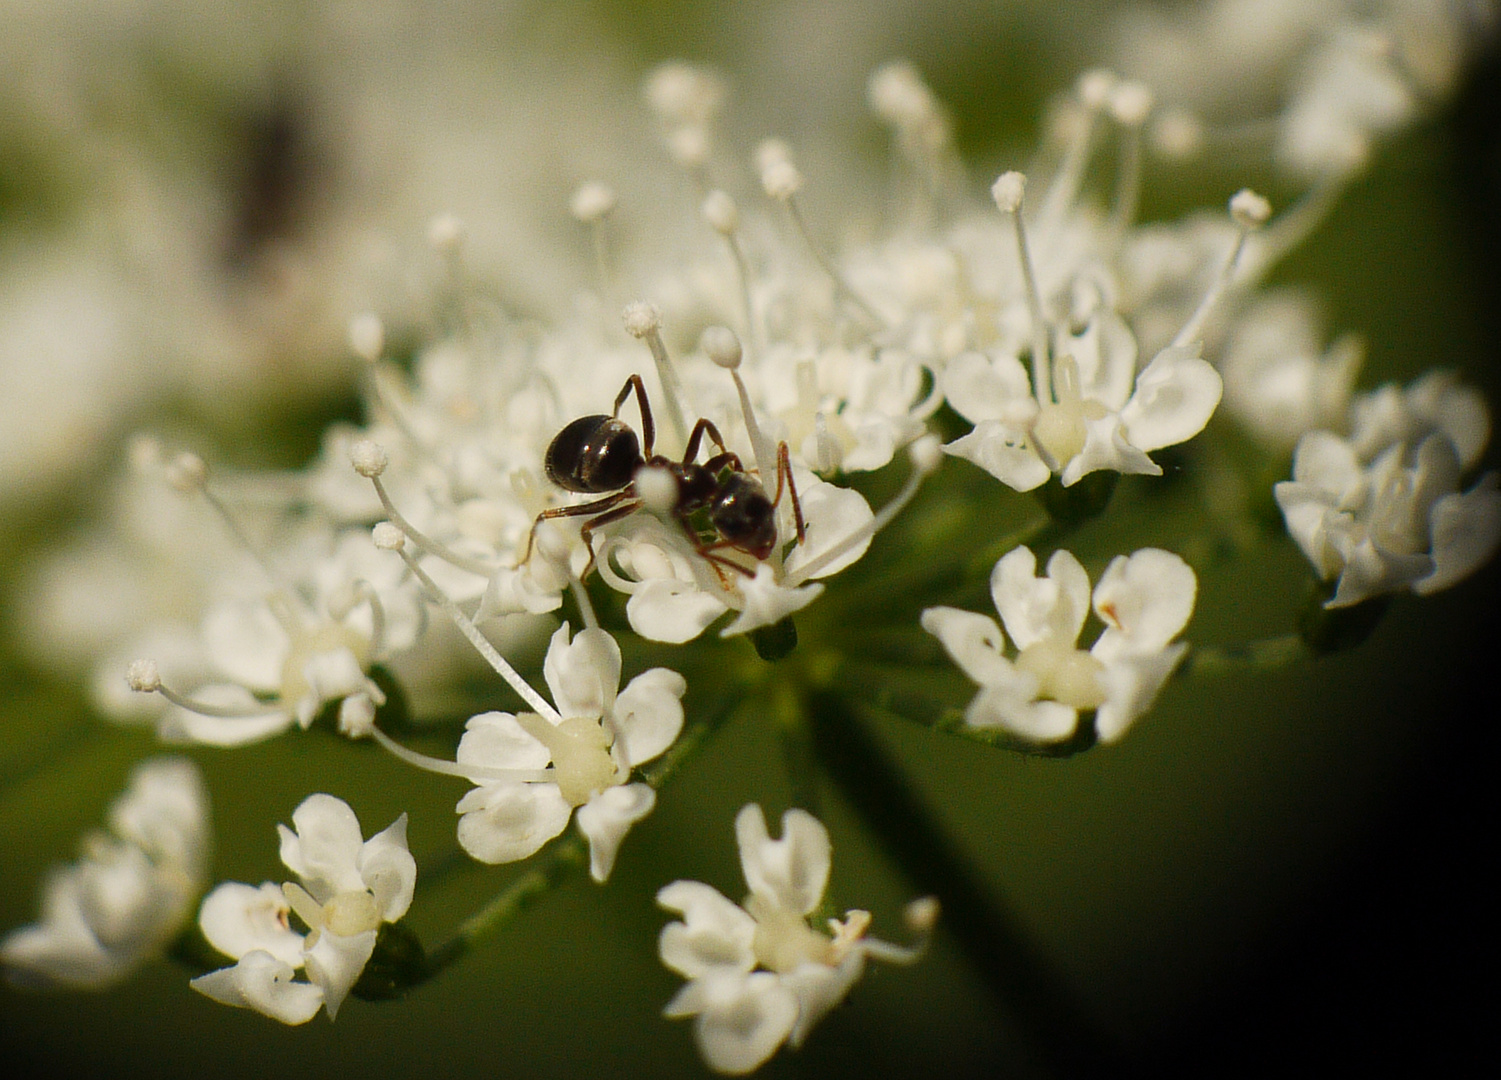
[{"x1": 545, "y1": 415, "x2": 640, "y2": 493}]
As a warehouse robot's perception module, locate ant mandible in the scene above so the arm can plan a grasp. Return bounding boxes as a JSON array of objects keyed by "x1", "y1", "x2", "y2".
[{"x1": 523, "y1": 374, "x2": 806, "y2": 579}]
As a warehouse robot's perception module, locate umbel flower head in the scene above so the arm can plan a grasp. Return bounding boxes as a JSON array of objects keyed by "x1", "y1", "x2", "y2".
[
  {"x1": 922, "y1": 546, "x2": 1197, "y2": 745},
  {"x1": 1275, "y1": 371, "x2": 1500, "y2": 607},
  {"x1": 658, "y1": 805, "x2": 936, "y2": 1075},
  {"x1": 2, "y1": 757, "x2": 210, "y2": 989},
  {"x1": 191, "y1": 793, "x2": 416, "y2": 1024}
]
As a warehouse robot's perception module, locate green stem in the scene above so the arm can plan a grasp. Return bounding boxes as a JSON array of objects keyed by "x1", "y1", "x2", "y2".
[
  {"x1": 807, "y1": 690, "x2": 1118, "y2": 1077},
  {"x1": 421, "y1": 835, "x2": 589, "y2": 978},
  {"x1": 1181, "y1": 634, "x2": 1309, "y2": 678}
]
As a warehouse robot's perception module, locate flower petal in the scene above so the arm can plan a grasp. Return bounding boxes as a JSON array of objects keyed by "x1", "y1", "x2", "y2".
[
  {"x1": 614, "y1": 667, "x2": 687, "y2": 768},
  {"x1": 543, "y1": 624, "x2": 621, "y2": 720},
  {"x1": 626, "y1": 579, "x2": 729, "y2": 643},
  {"x1": 1417, "y1": 473, "x2": 1501, "y2": 595},
  {"x1": 919, "y1": 607, "x2": 1013, "y2": 686},
  {"x1": 1118, "y1": 343, "x2": 1222, "y2": 453},
  {"x1": 990, "y1": 546, "x2": 1091, "y2": 650},
  {"x1": 735, "y1": 804, "x2": 829, "y2": 917},
  {"x1": 1090, "y1": 548, "x2": 1197, "y2": 663},
  {"x1": 1094, "y1": 644, "x2": 1188, "y2": 743},
  {"x1": 303, "y1": 927, "x2": 377, "y2": 1020},
  {"x1": 456, "y1": 711, "x2": 551, "y2": 772},
  {"x1": 657, "y1": 881, "x2": 757, "y2": 979},
  {"x1": 278, "y1": 794, "x2": 366, "y2": 901},
  {"x1": 356, "y1": 814, "x2": 416, "y2": 924},
  {"x1": 190, "y1": 950, "x2": 324, "y2": 1025},
  {"x1": 942, "y1": 421, "x2": 1051, "y2": 492},
  {"x1": 455, "y1": 782, "x2": 572, "y2": 865},
  {"x1": 575, "y1": 783, "x2": 656, "y2": 882},
  {"x1": 679, "y1": 970, "x2": 799, "y2": 1076},
  {"x1": 198, "y1": 882, "x2": 304, "y2": 967}
]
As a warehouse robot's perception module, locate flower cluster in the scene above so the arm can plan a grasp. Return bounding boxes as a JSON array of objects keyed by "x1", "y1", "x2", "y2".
[
  {"x1": 191, "y1": 794, "x2": 416, "y2": 1024},
  {"x1": 2, "y1": 758, "x2": 209, "y2": 989},
  {"x1": 658, "y1": 805, "x2": 935, "y2": 1075},
  {"x1": 3, "y1": 7, "x2": 1497, "y2": 1075}
]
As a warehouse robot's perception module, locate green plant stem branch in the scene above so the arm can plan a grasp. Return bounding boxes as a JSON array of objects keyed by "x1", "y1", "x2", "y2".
[
  {"x1": 1181, "y1": 634, "x2": 1310, "y2": 678},
  {"x1": 806, "y1": 690, "x2": 1118, "y2": 1077},
  {"x1": 420, "y1": 834, "x2": 589, "y2": 980}
]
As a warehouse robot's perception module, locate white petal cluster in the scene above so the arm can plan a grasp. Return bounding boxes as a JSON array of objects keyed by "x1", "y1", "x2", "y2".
[
  {"x1": 455, "y1": 623, "x2": 685, "y2": 881},
  {"x1": 3, "y1": 758, "x2": 210, "y2": 989},
  {"x1": 658, "y1": 805, "x2": 931, "y2": 1075},
  {"x1": 1275, "y1": 372, "x2": 1500, "y2": 607},
  {"x1": 191, "y1": 794, "x2": 416, "y2": 1024},
  {"x1": 922, "y1": 546, "x2": 1197, "y2": 744}
]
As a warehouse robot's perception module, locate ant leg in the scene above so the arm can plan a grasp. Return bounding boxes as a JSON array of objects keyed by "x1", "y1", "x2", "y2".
[
  {"x1": 682, "y1": 417, "x2": 730, "y2": 464},
  {"x1": 771, "y1": 441, "x2": 807, "y2": 544},
  {"x1": 613, "y1": 374, "x2": 655, "y2": 457},
  {"x1": 577, "y1": 498, "x2": 645, "y2": 579},
  {"x1": 700, "y1": 451, "x2": 745, "y2": 475},
  {"x1": 518, "y1": 491, "x2": 632, "y2": 566}
]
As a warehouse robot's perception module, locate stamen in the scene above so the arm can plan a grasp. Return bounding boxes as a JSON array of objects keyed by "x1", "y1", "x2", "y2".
[
  {"x1": 376, "y1": 523, "x2": 561, "y2": 722},
  {"x1": 369, "y1": 724, "x2": 555, "y2": 783},
  {"x1": 784, "y1": 436, "x2": 941, "y2": 587},
  {"x1": 165, "y1": 451, "x2": 293, "y2": 599},
  {"x1": 1172, "y1": 188, "x2": 1272, "y2": 348},
  {"x1": 128, "y1": 660, "x2": 283, "y2": 719},
  {"x1": 623, "y1": 302, "x2": 690, "y2": 448},
  {"x1": 703, "y1": 325, "x2": 775, "y2": 481},
  {"x1": 328, "y1": 580, "x2": 387, "y2": 658},
  {"x1": 1038, "y1": 69, "x2": 1114, "y2": 229},
  {"x1": 1105, "y1": 81, "x2": 1153, "y2": 243},
  {"x1": 701, "y1": 190, "x2": 760, "y2": 351},
  {"x1": 351, "y1": 439, "x2": 497, "y2": 578},
  {"x1": 348, "y1": 313, "x2": 426, "y2": 451},
  {"x1": 991, "y1": 171, "x2": 1052, "y2": 405},
  {"x1": 570, "y1": 181, "x2": 618, "y2": 301},
  {"x1": 757, "y1": 139, "x2": 885, "y2": 328}
]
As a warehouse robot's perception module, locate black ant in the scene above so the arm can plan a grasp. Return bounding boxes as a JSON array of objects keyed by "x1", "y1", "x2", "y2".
[{"x1": 523, "y1": 374, "x2": 805, "y2": 579}]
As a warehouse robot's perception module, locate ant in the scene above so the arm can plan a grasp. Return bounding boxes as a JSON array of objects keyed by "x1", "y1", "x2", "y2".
[{"x1": 523, "y1": 374, "x2": 805, "y2": 579}]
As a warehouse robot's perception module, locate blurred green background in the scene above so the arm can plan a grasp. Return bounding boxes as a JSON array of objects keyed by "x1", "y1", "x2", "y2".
[{"x1": 2, "y1": 2, "x2": 1495, "y2": 1076}]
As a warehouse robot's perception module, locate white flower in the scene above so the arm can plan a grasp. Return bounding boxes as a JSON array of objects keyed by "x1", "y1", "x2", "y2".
[
  {"x1": 191, "y1": 793, "x2": 415, "y2": 1024},
  {"x1": 3, "y1": 757, "x2": 210, "y2": 989},
  {"x1": 159, "y1": 531, "x2": 418, "y2": 747},
  {"x1": 658, "y1": 805, "x2": 933, "y2": 1075},
  {"x1": 454, "y1": 623, "x2": 685, "y2": 881},
  {"x1": 1218, "y1": 290, "x2": 1362, "y2": 450},
  {"x1": 942, "y1": 317, "x2": 1223, "y2": 490},
  {"x1": 1274, "y1": 372, "x2": 1500, "y2": 606},
  {"x1": 922, "y1": 545, "x2": 1196, "y2": 744}
]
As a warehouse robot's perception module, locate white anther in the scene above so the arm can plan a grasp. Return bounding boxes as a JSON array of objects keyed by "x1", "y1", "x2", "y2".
[
  {"x1": 622, "y1": 301, "x2": 663, "y2": 338},
  {"x1": 570, "y1": 182, "x2": 618, "y2": 224},
  {"x1": 1108, "y1": 81, "x2": 1154, "y2": 126},
  {"x1": 868, "y1": 60, "x2": 934, "y2": 127},
  {"x1": 644, "y1": 62, "x2": 726, "y2": 127},
  {"x1": 904, "y1": 896, "x2": 941, "y2": 934},
  {"x1": 635, "y1": 465, "x2": 679, "y2": 515},
  {"x1": 127, "y1": 433, "x2": 163, "y2": 473},
  {"x1": 908, "y1": 434, "x2": 943, "y2": 475},
  {"x1": 347, "y1": 313, "x2": 384, "y2": 363},
  {"x1": 701, "y1": 189, "x2": 740, "y2": 235},
  {"x1": 350, "y1": 439, "x2": 389, "y2": 478},
  {"x1": 371, "y1": 522, "x2": 406, "y2": 551},
  {"x1": 1078, "y1": 69, "x2": 1118, "y2": 109},
  {"x1": 701, "y1": 325, "x2": 743, "y2": 369},
  {"x1": 427, "y1": 213, "x2": 465, "y2": 253},
  {"x1": 127, "y1": 659, "x2": 162, "y2": 693},
  {"x1": 760, "y1": 159, "x2": 803, "y2": 200},
  {"x1": 991, "y1": 171, "x2": 1026, "y2": 213},
  {"x1": 1149, "y1": 108, "x2": 1203, "y2": 159},
  {"x1": 165, "y1": 452, "x2": 208, "y2": 493},
  {"x1": 1230, "y1": 188, "x2": 1272, "y2": 229},
  {"x1": 666, "y1": 126, "x2": 711, "y2": 169}
]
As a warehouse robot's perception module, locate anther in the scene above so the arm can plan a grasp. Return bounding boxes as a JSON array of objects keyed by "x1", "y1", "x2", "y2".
[
  {"x1": 701, "y1": 189, "x2": 739, "y2": 235},
  {"x1": 570, "y1": 182, "x2": 617, "y2": 224},
  {"x1": 165, "y1": 452, "x2": 208, "y2": 494},
  {"x1": 426, "y1": 212, "x2": 465, "y2": 254},
  {"x1": 371, "y1": 521, "x2": 405, "y2": 552},
  {"x1": 349, "y1": 439, "x2": 389, "y2": 478},
  {"x1": 127, "y1": 659, "x2": 161, "y2": 693},
  {"x1": 348, "y1": 313, "x2": 384, "y2": 364},
  {"x1": 701, "y1": 324, "x2": 742, "y2": 368}
]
